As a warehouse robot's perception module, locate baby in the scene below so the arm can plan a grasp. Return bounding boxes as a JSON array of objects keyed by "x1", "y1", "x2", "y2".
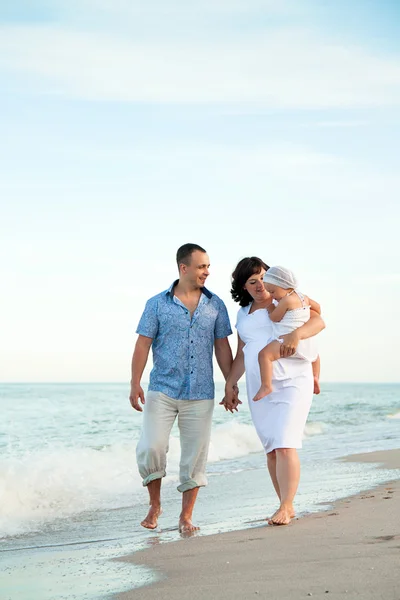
[{"x1": 253, "y1": 266, "x2": 320, "y2": 401}]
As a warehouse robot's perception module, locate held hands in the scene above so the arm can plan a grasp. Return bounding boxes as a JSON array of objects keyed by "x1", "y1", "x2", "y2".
[
  {"x1": 279, "y1": 330, "x2": 300, "y2": 358},
  {"x1": 220, "y1": 383, "x2": 242, "y2": 413},
  {"x1": 129, "y1": 383, "x2": 145, "y2": 412}
]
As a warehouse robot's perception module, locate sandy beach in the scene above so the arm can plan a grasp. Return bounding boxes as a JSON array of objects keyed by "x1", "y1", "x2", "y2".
[{"x1": 115, "y1": 449, "x2": 400, "y2": 600}]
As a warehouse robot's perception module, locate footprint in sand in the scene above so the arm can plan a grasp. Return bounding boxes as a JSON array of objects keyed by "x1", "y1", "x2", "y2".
[{"x1": 371, "y1": 534, "x2": 399, "y2": 543}]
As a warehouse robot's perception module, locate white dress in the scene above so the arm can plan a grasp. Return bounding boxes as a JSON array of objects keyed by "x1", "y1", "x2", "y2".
[{"x1": 236, "y1": 304, "x2": 314, "y2": 454}]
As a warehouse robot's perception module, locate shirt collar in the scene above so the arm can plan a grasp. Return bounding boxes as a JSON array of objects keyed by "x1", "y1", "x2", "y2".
[{"x1": 166, "y1": 280, "x2": 213, "y2": 299}]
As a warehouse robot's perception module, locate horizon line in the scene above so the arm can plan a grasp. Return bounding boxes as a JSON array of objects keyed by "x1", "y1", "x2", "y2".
[{"x1": 1, "y1": 381, "x2": 399, "y2": 386}]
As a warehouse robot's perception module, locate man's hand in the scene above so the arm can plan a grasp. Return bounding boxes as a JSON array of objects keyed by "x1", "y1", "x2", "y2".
[
  {"x1": 279, "y1": 330, "x2": 300, "y2": 358},
  {"x1": 129, "y1": 383, "x2": 145, "y2": 412}
]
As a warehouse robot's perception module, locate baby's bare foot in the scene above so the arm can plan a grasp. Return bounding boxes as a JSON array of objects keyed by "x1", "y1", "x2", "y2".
[{"x1": 253, "y1": 384, "x2": 273, "y2": 401}]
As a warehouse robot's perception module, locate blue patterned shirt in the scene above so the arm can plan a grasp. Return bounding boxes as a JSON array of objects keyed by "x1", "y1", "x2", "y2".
[{"x1": 136, "y1": 281, "x2": 232, "y2": 400}]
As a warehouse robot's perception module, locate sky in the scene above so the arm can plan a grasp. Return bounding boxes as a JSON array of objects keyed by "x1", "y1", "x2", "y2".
[{"x1": 1, "y1": 0, "x2": 399, "y2": 383}]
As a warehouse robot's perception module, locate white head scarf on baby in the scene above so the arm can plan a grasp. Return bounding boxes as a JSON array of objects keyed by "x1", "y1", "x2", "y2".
[{"x1": 262, "y1": 266, "x2": 298, "y2": 290}]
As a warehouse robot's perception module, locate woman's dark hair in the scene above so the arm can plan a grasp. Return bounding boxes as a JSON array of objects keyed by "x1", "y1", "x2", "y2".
[{"x1": 231, "y1": 257, "x2": 269, "y2": 307}]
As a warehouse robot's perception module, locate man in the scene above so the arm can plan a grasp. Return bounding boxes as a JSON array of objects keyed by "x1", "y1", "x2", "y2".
[{"x1": 129, "y1": 243, "x2": 234, "y2": 533}]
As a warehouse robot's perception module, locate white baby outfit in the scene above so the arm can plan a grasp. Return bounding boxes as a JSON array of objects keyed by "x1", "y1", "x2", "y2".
[{"x1": 263, "y1": 266, "x2": 317, "y2": 361}]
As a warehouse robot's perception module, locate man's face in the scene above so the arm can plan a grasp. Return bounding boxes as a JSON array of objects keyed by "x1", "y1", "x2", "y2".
[{"x1": 181, "y1": 251, "x2": 210, "y2": 288}]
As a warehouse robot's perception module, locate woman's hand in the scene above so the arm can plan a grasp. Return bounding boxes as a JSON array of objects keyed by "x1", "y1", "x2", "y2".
[
  {"x1": 279, "y1": 330, "x2": 300, "y2": 358},
  {"x1": 220, "y1": 384, "x2": 242, "y2": 413}
]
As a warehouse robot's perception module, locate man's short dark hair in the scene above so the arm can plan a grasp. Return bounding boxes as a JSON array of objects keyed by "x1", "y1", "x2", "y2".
[
  {"x1": 176, "y1": 243, "x2": 207, "y2": 267},
  {"x1": 231, "y1": 257, "x2": 270, "y2": 307}
]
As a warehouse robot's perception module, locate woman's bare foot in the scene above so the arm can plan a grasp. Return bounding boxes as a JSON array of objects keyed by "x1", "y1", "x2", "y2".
[
  {"x1": 313, "y1": 377, "x2": 321, "y2": 395},
  {"x1": 141, "y1": 505, "x2": 162, "y2": 530},
  {"x1": 268, "y1": 503, "x2": 293, "y2": 525},
  {"x1": 268, "y1": 506, "x2": 295, "y2": 522},
  {"x1": 179, "y1": 518, "x2": 200, "y2": 534},
  {"x1": 253, "y1": 384, "x2": 273, "y2": 401}
]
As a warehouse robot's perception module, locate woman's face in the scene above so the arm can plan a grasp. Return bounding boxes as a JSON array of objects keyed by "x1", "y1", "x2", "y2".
[{"x1": 243, "y1": 269, "x2": 271, "y2": 302}]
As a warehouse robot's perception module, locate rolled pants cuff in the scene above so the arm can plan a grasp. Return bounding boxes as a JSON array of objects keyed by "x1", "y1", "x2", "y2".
[
  {"x1": 142, "y1": 470, "x2": 165, "y2": 487},
  {"x1": 177, "y1": 478, "x2": 206, "y2": 493}
]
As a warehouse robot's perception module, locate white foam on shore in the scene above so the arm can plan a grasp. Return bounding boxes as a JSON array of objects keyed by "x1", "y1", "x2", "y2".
[
  {"x1": 304, "y1": 422, "x2": 325, "y2": 436},
  {"x1": 0, "y1": 422, "x2": 261, "y2": 538},
  {"x1": 208, "y1": 422, "x2": 261, "y2": 461},
  {"x1": 0, "y1": 444, "x2": 142, "y2": 538},
  {"x1": 0, "y1": 419, "x2": 326, "y2": 538}
]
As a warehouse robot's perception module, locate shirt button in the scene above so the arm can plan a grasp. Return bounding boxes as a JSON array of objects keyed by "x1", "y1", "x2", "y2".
[
  {"x1": 191, "y1": 340, "x2": 193, "y2": 343},
  {"x1": 191, "y1": 356, "x2": 193, "y2": 358},
  {"x1": 191, "y1": 371, "x2": 193, "y2": 374}
]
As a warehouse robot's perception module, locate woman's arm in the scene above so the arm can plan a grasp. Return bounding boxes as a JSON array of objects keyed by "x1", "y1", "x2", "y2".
[
  {"x1": 308, "y1": 296, "x2": 321, "y2": 314},
  {"x1": 279, "y1": 312, "x2": 325, "y2": 358},
  {"x1": 298, "y1": 311, "x2": 325, "y2": 340}
]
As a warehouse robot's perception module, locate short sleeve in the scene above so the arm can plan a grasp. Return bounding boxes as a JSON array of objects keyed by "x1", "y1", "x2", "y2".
[
  {"x1": 214, "y1": 300, "x2": 232, "y2": 339},
  {"x1": 136, "y1": 297, "x2": 159, "y2": 339}
]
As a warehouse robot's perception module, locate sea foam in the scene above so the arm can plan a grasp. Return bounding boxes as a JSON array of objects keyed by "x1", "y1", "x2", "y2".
[
  {"x1": 0, "y1": 444, "x2": 142, "y2": 538},
  {"x1": 304, "y1": 422, "x2": 324, "y2": 436},
  {"x1": 0, "y1": 422, "x2": 260, "y2": 537},
  {"x1": 0, "y1": 419, "x2": 324, "y2": 538}
]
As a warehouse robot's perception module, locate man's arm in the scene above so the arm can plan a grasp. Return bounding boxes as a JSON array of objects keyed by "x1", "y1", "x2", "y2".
[
  {"x1": 279, "y1": 312, "x2": 325, "y2": 358},
  {"x1": 214, "y1": 337, "x2": 233, "y2": 380},
  {"x1": 221, "y1": 335, "x2": 245, "y2": 412},
  {"x1": 129, "y1": 335, "x2": 153, "y2": 411}
]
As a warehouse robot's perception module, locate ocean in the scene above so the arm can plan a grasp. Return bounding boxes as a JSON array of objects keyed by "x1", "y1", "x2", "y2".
[{"x1": 0, "y1": 382, "x2": 399, "y2": 599}]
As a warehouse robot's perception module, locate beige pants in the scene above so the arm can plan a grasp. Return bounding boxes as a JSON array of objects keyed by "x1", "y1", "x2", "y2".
[{"x1": 136, "y1": 391, "x2": 214, "y2": 492}]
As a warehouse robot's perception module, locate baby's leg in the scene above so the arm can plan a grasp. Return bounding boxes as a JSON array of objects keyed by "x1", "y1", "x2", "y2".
[
  {"x1": 312, "y1": 355, "x2": 321, "y2": 394},
  {"x1": 253, "y1": 341, "x2": 282, "y2": 401}
]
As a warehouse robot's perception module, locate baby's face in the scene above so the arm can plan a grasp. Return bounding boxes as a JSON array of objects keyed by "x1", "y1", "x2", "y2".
[{"x1": 264, "y1": 283, "x2": 287, "y2": 301}]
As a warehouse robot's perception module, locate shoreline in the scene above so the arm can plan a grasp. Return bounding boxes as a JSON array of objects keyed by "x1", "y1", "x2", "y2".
[{"x1": 115, "y1": 449, "x2": 400, "y2": 600}]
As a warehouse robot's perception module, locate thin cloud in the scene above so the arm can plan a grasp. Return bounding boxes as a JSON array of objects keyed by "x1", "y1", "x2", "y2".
[
  {"x1": 299, "y1": 120, "x2": 370, "y2": 128},
  {"x1": 49, "y1": 0, "x2": 296, "y2": 18},
  {"x1": 0, "y1": 24, "x2": 400, "y2": 107},
  {"x1": 356, "y1": 274, "x2": 400, "y2": 285}
]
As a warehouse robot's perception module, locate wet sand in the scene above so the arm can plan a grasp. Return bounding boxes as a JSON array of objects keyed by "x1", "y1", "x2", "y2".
[{"x1": 115, "y1": 449, "x2": 400, "y2": 600}]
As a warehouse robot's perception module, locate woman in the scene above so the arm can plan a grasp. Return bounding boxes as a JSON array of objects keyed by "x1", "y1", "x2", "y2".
[{"x1": 223, "y1": 257, "x2": 325, "y2": 525}]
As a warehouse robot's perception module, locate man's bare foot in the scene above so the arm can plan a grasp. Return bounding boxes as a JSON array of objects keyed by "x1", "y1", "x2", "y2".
[
  {"x1": 141, "y1": 505, "x2": 162, "y2": 530},
  {"x1": 253, "y1": 384, "x2": 273, "y2": 402},
  {"x1": 179, "y1": 518, "x2": 200, "y2": 534},
  {"x1": 313, "y1": 378, "x2": 321, "y2": 395},
  {"x1": 268, "y1": 504, "x2": 293, "y2": 525}
]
